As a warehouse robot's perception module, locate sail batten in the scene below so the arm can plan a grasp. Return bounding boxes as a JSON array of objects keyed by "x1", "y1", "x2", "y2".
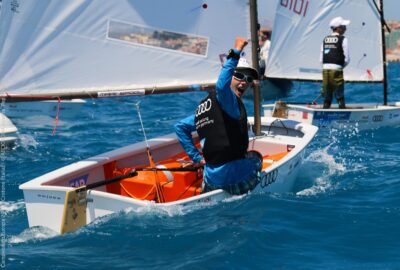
[
  {"x1": 0, "y1": 0, "x2": 251, "y2": 97},
  {"x1": 265, "y1": 0, "x2": 383, "y2": 82}
]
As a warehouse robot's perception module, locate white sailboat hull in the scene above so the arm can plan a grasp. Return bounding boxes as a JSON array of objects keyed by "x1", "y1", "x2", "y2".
[
  {"x1": 263, "y1": 103, "x2": 400, "y2": 130},
  {"x1": 0, "y1": 113, "x2": 18, "y2": 146},
  {"x1": 4, "y1": 99, "x2": 86, "y2": 118},
  {"x1": 20, "y1": 117, "x2": 317, "y2": 234}
]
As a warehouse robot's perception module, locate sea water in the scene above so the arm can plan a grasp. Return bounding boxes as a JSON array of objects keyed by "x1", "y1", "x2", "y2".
[{"x1": 2, "y1": 62, "x2": 400, "y2": 269}]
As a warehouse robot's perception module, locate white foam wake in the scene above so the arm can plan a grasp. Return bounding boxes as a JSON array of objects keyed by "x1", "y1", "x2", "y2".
[
  {"x1": 18, "y1": 134, "x2": 39, "y2": 149},
  {"x1": 8, "y1": 227, "x2": 58, "y2": 244},
  {"x1": 297, "y1": 143, "x2": 345, "y2": 196},
  {"x1": 0, "y1": 200, "x2": 24, "y2": 214},
  {"x1": 122, "y1": 198, "x2": 222, "y2": 217}
]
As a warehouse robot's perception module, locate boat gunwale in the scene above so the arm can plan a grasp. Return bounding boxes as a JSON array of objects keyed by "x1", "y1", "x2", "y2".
[
  {"x1": 19, "y1": 133, "x2": 182, "y2": 190},
  {"x1": 20, "y1": 117, "x2": 318, "y2": 201},
  {"x1": 262, "y1": 103, "x2": 400, "y2": 112}
]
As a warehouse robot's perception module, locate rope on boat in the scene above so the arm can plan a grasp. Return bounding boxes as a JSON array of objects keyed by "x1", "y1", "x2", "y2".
[
  {"x1": 249, "y1": 118, "x2": 290, "y2": 148},
  {"x1": 134, "y1": 101, "x2": 166, "y2": 203},
  {"x1": 52, "y1": 97, "x2": 61, "y2": 136},
  {"x1": 267, "y1": 118, "x2": 290, "y2": 135},
  {"x1": 311, "y1": 94, "x2": 321, "y2": 105}
]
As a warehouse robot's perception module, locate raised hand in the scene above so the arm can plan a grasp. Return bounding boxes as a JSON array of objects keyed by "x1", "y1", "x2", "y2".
[{"x1": 235, "y1": 37, "x2": 249, "y2": 52}]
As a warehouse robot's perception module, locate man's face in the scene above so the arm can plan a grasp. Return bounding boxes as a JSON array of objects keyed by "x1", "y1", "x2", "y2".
[
  {"x1": 337, "y1": 25, "x2": 346, "y2": 34},
  {"x1": 231, "y1": 71, "x2": 254, "y2": 98}
]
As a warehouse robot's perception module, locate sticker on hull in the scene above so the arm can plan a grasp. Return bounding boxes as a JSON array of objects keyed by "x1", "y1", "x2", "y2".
[{"x1": 313, "y1": 111, "x2": 351, "y2": 127}]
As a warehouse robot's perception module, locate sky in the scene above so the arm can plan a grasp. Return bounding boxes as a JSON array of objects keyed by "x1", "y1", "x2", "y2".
[
  {"x1": 259, "y1": 0, "x2": 399, "y2": 28},
  {"x1": 383, "y1": 0, "x2": 399, "y2": 20}
]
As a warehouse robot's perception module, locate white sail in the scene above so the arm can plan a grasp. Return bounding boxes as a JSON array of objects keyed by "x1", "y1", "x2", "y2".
[
  {"x1": 265, "y1": 0, "x2": 383, "y2": 82},
  {"x1": 0, "y1": 0, "x2": 251, "y2": 97}
]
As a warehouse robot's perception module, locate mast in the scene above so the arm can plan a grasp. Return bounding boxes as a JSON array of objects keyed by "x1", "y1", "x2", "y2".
[
  {"x1": 250, "y1": 0, "x2": 261, "y2": 135},
  {"x1": 379, "y1": 0, "x2": 388, "y2": 105}
]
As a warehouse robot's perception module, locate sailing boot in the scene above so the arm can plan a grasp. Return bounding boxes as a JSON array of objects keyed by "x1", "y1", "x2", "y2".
[
  {"x1": 323, "y1": 99, "x2": 331, "y2": 109},
  {"x1": 338, "y1": 97, "x2": 346, "y2": 109}
]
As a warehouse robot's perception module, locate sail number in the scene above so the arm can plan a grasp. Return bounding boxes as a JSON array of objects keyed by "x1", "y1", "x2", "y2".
[{"x1": 280, "y1": 0, "x2": 309, "y2": 17}]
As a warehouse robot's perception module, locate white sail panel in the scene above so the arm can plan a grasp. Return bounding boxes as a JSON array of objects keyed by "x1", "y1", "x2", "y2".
[
  {"x1": 265, "y1": 0, "x2": 383, "y2": 82},
  {"x1": 0, "y1": 0, "x2": 251, "y2": 96}
]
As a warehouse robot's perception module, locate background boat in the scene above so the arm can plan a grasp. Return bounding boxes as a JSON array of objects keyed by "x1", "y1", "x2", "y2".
[
  {"x1": 0, "y1": 112, "x2": 17, "y2": 146},
  {"x1": 263, "y1": 0, "x2": 400, "y2": 129},
  {"x1": 4, "y1": 99, "x2": 86, "y2": 119},
  {"x1": 242, "y1": 0, "x2": 294, "y2": 101},
  {"x1": 0, "y1": 0, "x2": 86, "y2": 135}
]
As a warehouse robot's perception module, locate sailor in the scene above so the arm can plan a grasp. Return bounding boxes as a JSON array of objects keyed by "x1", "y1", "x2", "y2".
[
  {"x1": 320, "y1": 16, "x2": 351, "y2": 109},
  {"x1": 174, "y1": 37, "x2": 262, "y2": 195},
  {"x1": 259, "y1": 28, "x2": 272, "y2": 78}
]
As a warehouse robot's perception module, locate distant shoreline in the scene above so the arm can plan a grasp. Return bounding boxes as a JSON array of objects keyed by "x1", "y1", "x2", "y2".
[
  {"x1": 386, "y1": 21, "x2": 400, "y2": 62},
  {"x1": 387, "y1": 56, "x2": 400, "y2": 62}
]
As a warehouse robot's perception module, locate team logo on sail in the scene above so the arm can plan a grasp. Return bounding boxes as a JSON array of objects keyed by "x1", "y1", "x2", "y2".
[{"x1": 196, "y1": 98, "x2": 212, "y2": 117}]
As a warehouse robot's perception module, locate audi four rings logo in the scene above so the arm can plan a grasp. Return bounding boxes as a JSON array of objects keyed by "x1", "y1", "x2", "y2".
[
  {"x1": 196, "y1": 98, "x2": 212, "y2": 116},
  {"x1": 325, "y1": 37, "x2": 338, "y2": 43},
  {"x1": 372, "y1": 115, "x2": 383, "y2": 122},
  {"x1": 260, "y1": 169, "x2": 278, "y2": 188}
]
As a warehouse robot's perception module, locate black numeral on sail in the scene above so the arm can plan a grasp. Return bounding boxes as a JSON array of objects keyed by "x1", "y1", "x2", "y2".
[{"x1": 280, "y1": 0, "x2": 309, "y2": 17}]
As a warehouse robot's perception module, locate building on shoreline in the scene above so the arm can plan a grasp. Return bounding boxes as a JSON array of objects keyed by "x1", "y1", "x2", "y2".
[{"x1": 386, "y1": 21, "x2": 400, "y2": 62}]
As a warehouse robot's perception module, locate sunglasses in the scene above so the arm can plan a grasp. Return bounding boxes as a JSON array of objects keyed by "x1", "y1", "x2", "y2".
[{"x1": 233, "y1": 72, "x2": 254, "y2": 84}]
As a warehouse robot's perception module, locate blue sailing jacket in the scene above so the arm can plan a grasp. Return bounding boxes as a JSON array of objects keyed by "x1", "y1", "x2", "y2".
[{"x1": 174, "y1": 53, "x2": 257, "y2": 187}]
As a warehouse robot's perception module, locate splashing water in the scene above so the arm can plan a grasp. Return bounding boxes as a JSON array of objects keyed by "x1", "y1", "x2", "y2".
[
  {"x1": 0, "y1": 200, "x2": 24, "y2": 214},
  {"x1": 8, "y1": 227, "x2": 59, "y2": 245}
]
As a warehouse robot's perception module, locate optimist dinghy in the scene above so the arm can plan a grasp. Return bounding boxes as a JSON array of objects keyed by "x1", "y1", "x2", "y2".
[
  {"x1": 262, "y1": 0, "x2": 400, "y2": 130},
  {"x1": 19, "y1": 117, "x2": 317, "y2": 234},
  {"x1": 264, "y1": 101, "x2": 400, "y2": 130}
]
